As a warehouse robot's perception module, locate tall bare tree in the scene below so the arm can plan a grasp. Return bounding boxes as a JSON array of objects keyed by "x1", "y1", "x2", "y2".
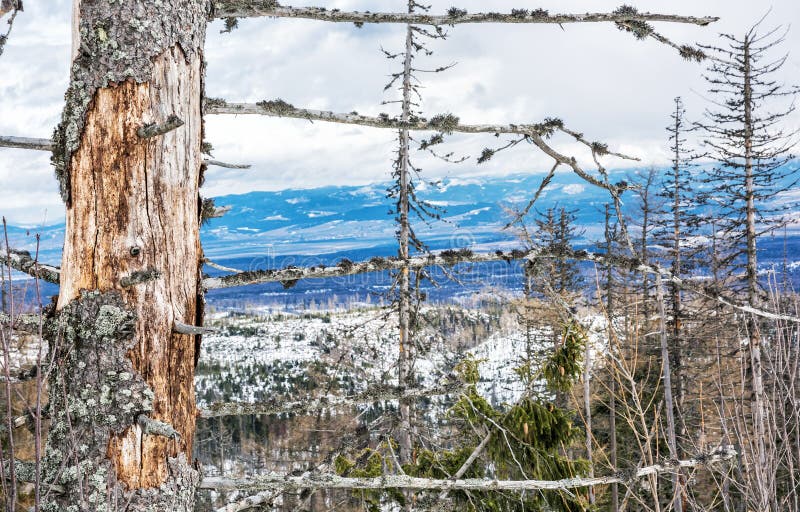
[{"x1": 698, "y1": 20, "x2": 798, "y2": 512}]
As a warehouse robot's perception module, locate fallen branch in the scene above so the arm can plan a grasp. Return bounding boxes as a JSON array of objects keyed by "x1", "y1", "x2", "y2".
[
  {"x1": 0, "y1": 248, "x2": 60, "y2": 284},
  {"x1": 210, "y1": 3, "x2": 718, "y2": 29},
  {"x1": 199, "y1": 382, "x2": 462, "y2": 418},
  {"x1": 199, "y1": 446, "x2": 736, "y2": 492}
]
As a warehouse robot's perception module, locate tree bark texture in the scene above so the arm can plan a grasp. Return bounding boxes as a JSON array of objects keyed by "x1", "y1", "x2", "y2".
[{"x1": 44, "y1": 0, "x2": 209, "y2": 509}]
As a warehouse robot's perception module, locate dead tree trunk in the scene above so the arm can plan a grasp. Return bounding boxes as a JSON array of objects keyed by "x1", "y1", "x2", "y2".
[
  {"x1": 742, "y1": 36, "x2": 768, "y2": 511},
  {"x1": 395, "y1": 5, "x2": 415, "y2": 465},
  {"x1": 43, "y1": 0, "x2": 208, "y2": 509}
]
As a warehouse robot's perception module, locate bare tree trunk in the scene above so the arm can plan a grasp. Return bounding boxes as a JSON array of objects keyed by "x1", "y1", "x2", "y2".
[
  {"x1": 43, "y1": 0, "x2": 208, "y2": 509},
  {"x1": 656, "y1": 273, "x2": 682, "y2": 512},
  {"x1": 583, "y1": 338, "x2": 595, "y2": 505},
  {"x1": 396, "y1": 14, "x2": 414, "y2": 465},
  {"x1": 743, "y1": 34, "x2": 769, "y2": 512},
  {"x1": 604, "y1": 205, "x2": 619, "y2": 511}
]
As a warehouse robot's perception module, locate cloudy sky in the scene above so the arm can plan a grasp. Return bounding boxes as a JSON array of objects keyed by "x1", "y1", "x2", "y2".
[{"x1": 1, "y1": 0, "x2": 798, "y2": 226}]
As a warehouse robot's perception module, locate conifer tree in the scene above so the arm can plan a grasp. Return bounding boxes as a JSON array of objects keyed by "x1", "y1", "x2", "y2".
[
  {"x1": 653, "y1": 97, "x2": 705, "y2": 454},
  {"x1": 697, "y1": 22, "x2": 798, "y2": 511}
]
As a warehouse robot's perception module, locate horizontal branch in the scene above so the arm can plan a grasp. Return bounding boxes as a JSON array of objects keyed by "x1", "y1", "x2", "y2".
[
  {"x1": 202, "y1": 249, "x2": 504, "y2": 289},
  {"x1": 200, "y1": 446, "x2": 735, "y2": 492},
  {"x1": 137, "y1": 115, "x2": 184, "y2": 139},
  {"x1": 204, "y1": 159, "x2": 251, "y2": 169},
  {"x1": 203, "y1": 246, "x2": 800, "y2": 324},
  {"x1": 206, "y1": 101, "x2": 633, "y2": 163},
  {"x1": 0, "y1": 135, "x2": 249, "y2": 169},
  {"x1": 0, "y1": 248, "x2": 60, "y2": 284},
  {"x1": 216, "y1": 491, "x2": 277, "y2": 512},
  {"x1": 207, "y1": 100, "x2": 558, "y2": 137},
  {"x1": 199, "y1": 382, "x2": 462, "y2": 418},
  {"x1": 211, "y1": 3, "x2": 718, "y2": 28},
  {"x1": 174, "y1": 321, "x2": 217, "y2": 335},
  {"x1": 0, "y1": 135, "x2": 53, "y2": 151}
]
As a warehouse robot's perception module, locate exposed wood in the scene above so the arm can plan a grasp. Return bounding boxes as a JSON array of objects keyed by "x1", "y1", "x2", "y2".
[
  {"x1": 199, "y1": 446, "x2": 736, "y2": 492},
  {"x1": 57, "y1": 45, "x2": 204, "y2": 491},
  {"x1": 210, "y1": 3, "x2": 718, "y2": 28}
]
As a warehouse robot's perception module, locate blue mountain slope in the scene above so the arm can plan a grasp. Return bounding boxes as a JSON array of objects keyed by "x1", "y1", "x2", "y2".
[
  {"x1": 201, "y1": 170, "x2": 616, "y2": 259},
  {"x1": 4, "y1": 165, "x2": 799, "y2": 309}
]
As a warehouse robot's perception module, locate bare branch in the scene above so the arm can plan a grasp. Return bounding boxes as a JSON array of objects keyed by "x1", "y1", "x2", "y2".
[
  {"x1": 203, "y1": 159, "x2": 251, "y2": 169},
  {"x1": 202, "y1": 249, "x2": 501, "y2": 289},
  {"x1": 0, "y1": 135, "x2": 251, "y2": 170},
  {"x1": 198, "y1": 382, "x2": 463, "y2": 418},
  {"x1": 136, "y1": 414, "x2": 181, "y2": 440},
  {"x1": 119, "y1": 267, "x2": 162, "y2": 288},
  {"x1": 203, "y1": 246, "x2": 800, "y2": 324},
  {"x1": 199, "y1": 446, "x2": 736, "y2": 492},
  {"x1": 210, "y1": 3, "x2": 718, "y2": 29},
  {"x1": 0, "y1": 136, "x2": 53, "y2": 151},
  {"x1": 173, "y1": 321, "x2": 216, "y2": 335},
  {"x1": 203, "y1": 258, "x2": 243, "y2": 273},
  {"x1": 206, "y1": 101, "x2": 637, "y2": 161},
  {"x1": 137, "y1": 115, "x2": 184, "y2": 139},
  {"x1": 0, "y1": 312, "x2": 44, "y2": 334},
  {"x1": 215, "y1": 491, "x2": 280, "y2": 512},
  {"x1": 0, "y1": 248, "x2": 60, "y2": 284}
]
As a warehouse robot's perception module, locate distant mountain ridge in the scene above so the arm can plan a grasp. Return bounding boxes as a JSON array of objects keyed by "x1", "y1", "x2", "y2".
[{"x1": 4, "y1": 164, "x2": 799, "y2": 294}]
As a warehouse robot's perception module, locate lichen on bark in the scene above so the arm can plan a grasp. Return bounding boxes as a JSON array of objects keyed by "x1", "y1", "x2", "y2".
[
  {"x1": 51, "y1": 0, "x2": 210, "y2": 204},
  {"x1": 42, "y1": 291, "x2": 198, "y2": 511}
]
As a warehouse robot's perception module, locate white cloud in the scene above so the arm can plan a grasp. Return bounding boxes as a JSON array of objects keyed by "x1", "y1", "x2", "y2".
[{"x1": 563, "y1": 184, "x2": 586, "y2": 195}]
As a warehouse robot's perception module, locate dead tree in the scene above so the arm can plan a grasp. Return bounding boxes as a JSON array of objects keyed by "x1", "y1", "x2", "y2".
[
  {"x1": 0, "y1": 3, "x2": 721, "y2": 509},
  {"x1": 697, "y1": 20, "x2": 798, "y2": 512}
]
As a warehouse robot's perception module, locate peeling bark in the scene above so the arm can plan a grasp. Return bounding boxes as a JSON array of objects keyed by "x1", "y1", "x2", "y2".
[
  {"x1": 42, "y1": 291, "x2": 198, "y2": 511},
  {"x1": 47, "y1": 0, "x2": 210, "y2": 507},
  {"x1": 52, "y1": 0, "x2": 209, "y2": 204}
]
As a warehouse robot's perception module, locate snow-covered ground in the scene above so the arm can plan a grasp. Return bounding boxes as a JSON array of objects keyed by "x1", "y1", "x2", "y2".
[
  {"x1": 196, "y1": 303, "x2": 611, "y2": 413},
  {"x1": 196, "y1": 305, "x2": 536, "y2": 408}
]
